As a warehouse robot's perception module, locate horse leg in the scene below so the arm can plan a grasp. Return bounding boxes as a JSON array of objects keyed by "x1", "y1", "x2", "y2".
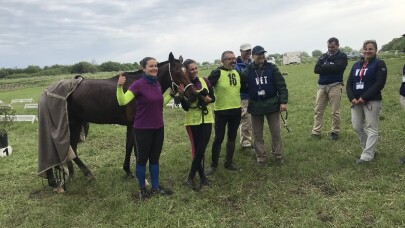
[
  {"x1": 83, "y1": 122, "x2": 90, "y2": 137},
  {"x1": 73, "y1": 157, "x2": 95, "y2": 181},
  {"x1": 46, "y1": 168, "x2": 57, "y2": 188},
  {"x1": 67, "y1": 160, "x2": 74, "y2": 177},
  {"x1": 70, "y1": 120, "x2": 95, "y2": 181},
  {"x1": 79, "y1": 122, "x2": 90, "y2": 142},
  {"x1": 123, "y1": 126, "x2": 135, "y2": 177}
]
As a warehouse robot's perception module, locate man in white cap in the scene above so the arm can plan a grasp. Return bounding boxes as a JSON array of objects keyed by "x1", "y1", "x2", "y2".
[{"x1": 235, "y1": 43, "x2": 253, "y2": 150}]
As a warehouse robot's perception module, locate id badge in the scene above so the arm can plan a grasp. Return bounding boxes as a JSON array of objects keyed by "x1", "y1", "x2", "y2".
[
  {"x1": 402, "y1": 76, "x2": 405, "y2": 82},
  {"x1": 356, "y1": 82, "x2": 364, "y2": 90},
  {"x1": 258, "y1": 90, "x2": 266, "y2": 96}
]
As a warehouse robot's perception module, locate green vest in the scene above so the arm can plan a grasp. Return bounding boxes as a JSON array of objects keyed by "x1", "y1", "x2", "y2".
[
  {"x1": 213, "y1": 69, "x2": 241, "y2": 111},
  {"x1": 184, "y1": 78, "x2": 214, "y2": 126}
]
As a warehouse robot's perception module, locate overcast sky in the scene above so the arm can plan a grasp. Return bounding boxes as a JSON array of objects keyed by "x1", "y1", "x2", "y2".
[{"x1": 1, "y1": 0, "x2": 404, "y2": 68}]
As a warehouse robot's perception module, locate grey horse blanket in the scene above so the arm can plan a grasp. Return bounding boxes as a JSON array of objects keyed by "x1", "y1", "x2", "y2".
[{"x1": 37, "y1": 78, "x2": 83, "y2": 178}]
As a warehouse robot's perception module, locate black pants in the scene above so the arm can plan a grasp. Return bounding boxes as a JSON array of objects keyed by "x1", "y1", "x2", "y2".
[
  {"x1": 133, "y1": 127, "x2": 164, "y2": 166},
  {"x1": 211, "y1": 113, "x2": 241, "y2": 167},
  {"x1": 186, "y1": 124, "x2": 212, "y2": 179}
]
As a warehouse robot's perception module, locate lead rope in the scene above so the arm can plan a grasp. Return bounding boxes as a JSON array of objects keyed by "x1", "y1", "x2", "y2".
[{"x1": 280, "y1": 110, "x2": 290, "y2": 133}]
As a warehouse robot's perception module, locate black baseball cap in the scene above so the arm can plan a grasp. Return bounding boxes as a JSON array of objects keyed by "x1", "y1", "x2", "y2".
[{"x1": 252, "y1": 46, "x2": 267, "y2": 55}]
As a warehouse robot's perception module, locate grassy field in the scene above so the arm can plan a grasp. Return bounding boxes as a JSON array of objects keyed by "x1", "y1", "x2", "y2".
[{"x1": 1, "y1": 58, "x2": 405, "y2": 227}]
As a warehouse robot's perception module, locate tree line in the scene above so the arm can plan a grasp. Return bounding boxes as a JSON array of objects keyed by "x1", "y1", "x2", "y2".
[
  {"x1": 2, "y1": 36, "x2": 403, "y2": 79},
  {"x1": 0, "y1": 61, "x2": 141, "y2": 79}
]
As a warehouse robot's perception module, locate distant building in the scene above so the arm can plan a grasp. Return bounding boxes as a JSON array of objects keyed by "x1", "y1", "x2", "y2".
[
  {"x1": 346, "y1": 51, "x2": 362, "y2": 60},
  {"x1": 267, "y1": 56, "x2": 276, "y2": 64},
  {"x1": 282, "y1": 51, "x2": 301, "y2": 65}
]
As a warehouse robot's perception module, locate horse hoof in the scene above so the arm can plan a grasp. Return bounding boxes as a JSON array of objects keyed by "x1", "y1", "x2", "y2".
[
  {"x1": 87, "y1": 175, "x2": 96, "y2": 182},
  {"x1": 53, "y1": 186, "x2": 65, "y2": 193},
  {"x1": 123, "y1": 166, "x2": 131, "y2": 173},
  {"x1": 125, "y1": 172, "x2": 135, "y2": 178},
  {"x1": 48, "y1": 180, "x2": 57, "y2": 188}
]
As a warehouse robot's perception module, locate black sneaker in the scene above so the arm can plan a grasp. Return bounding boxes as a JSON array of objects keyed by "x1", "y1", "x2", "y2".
[
  {"x1": 311, "y1": 134, "x2": 321, "y2": 139},
  {"x1": 275, "y1": 157, "x2": 284, "y2": 165},
  {"x1": 330, "y1": 132, "x2": 339, "y2": 140},
  {"x1": 151, "y1": 186, "x2": 173, "y2": 196},
  {"x1": 356, "y1": 159, "x2": 367, "y2": 164},
  {"x1": 139, "y1": 187, "x2": 149, "y2": 200},
  {"x1": 206, "y1": 166, "x2": 217, "y2": 176},
  {"x1": 224, "y1": 162, "x2": 238, "y2": 171},
  {"x1": 186, "y1": 178, "x2": 197, "y2": 191},
  {"x1": 242, "y1": 145, "x2": 253, "y2": 150},
  {"x1": 200, "y1": 177, "x2": 210, "y2": 186}
]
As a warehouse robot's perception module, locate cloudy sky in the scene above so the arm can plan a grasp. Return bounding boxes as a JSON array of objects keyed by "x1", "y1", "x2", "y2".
[{"x1": 1, "y1": 0, "x2": 404, "y2": 68}]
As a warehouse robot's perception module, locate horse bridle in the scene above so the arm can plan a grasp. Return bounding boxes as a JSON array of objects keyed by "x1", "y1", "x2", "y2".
[{"x1": 168, "y1": 62, "x2": 193, "y2": 95}]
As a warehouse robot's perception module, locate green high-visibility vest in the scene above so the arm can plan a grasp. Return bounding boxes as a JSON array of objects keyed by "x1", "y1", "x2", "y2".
[
  {"x1": 213, "y1": 69, "x2": 241, "y2": 111},
  {"x1": 184, "y1": 77, "x2": 214, "y2": 126}
]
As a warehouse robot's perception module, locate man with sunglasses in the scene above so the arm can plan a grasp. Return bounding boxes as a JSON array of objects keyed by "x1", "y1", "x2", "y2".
[
  {"x1": 207, "y1": 51, "x2": 242, "y2": 175},
  {"x1": 240, "y1": 46, "x2": 288, "y2": 165}
]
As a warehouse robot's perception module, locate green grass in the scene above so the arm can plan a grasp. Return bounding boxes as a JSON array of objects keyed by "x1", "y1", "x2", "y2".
[{"x1": 1, "y1": 58, "x2": 405, "y2": 227}]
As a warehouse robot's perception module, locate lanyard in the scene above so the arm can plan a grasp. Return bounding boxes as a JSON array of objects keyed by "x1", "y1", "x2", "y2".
[
  {"x1": 359, "y1": 63, "x2": 368, "y2": 82},
  {"x1": 254, "y1": 69, "x2": 264, "y2": 89}
]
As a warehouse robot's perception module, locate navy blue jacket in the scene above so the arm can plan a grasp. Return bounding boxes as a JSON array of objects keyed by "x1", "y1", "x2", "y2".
[
  {"x1": 346, "y1": 57, "x2": 387, "y2": 101},
  {"x1": 400, "y1": 64, "x2": 405, "y2": 96},
  {"x1": 240, "y1": 61, "x2": 288, "y2": 115},
  {"x1": 235, "y1": 56, "x2": 251, "y2": 100},
  {"x1": 245, "y1": 63, "x2": 277, "y2": 100},
  {"x1": 314, "y1": 50, "x2": 348, "y2": 85}
]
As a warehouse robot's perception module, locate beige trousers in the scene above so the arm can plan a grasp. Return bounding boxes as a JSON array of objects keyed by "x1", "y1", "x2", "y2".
[
  {"x1": 312, "y1": 84, "x2": 342, "y2": 135},
  {"x1": 239, "y1": 99, "x2": 252, "y2": 147}
]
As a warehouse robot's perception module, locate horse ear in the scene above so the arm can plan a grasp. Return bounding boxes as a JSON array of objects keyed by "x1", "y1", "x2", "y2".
[
  {"x1": 169, "y1": 52, "x2": 175, "y2": 63},
  {"x1": 179, "y1": 55, "x2": 183, "y2": 64}
]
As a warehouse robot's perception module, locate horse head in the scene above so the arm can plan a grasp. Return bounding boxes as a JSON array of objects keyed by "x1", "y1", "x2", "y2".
[{"x1": 164, "y1": 52, "x2": 198, "y2": 103}]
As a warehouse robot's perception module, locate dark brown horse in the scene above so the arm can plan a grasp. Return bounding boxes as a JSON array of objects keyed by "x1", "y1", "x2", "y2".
[{"x1": 46, "y1": 53, "x2": 197, "y2": 187}]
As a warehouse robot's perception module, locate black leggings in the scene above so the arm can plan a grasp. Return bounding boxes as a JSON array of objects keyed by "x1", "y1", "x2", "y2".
[
  {"x1": 186, "y1": 124, "x2": 212, "y2": 179},
  {"x1": 211, "y1": 113, "x2": 241, "y2": 167},
  {"x1": 133, "y1": 127, "x2": 164, "y2": 166}
]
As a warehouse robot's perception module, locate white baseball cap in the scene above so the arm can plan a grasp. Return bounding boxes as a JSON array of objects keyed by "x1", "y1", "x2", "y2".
[{"x1": 240, "y1": 43, "x2": 252, "y2": 51}]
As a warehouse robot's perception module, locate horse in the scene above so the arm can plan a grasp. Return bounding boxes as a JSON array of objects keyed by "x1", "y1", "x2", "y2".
[{"x1": 45, "y1": 52, "x2": 198, "y2": 188}]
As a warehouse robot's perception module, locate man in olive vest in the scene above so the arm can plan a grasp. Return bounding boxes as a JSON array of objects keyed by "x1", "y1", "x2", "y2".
[{"x1": 207, "y1": 51, "x2": 242, "y2": 175}]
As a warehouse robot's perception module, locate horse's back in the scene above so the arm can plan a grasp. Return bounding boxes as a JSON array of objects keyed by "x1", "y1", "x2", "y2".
[{"x1": 68, "y1": 78, "x2": 130, "y2": 125}]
